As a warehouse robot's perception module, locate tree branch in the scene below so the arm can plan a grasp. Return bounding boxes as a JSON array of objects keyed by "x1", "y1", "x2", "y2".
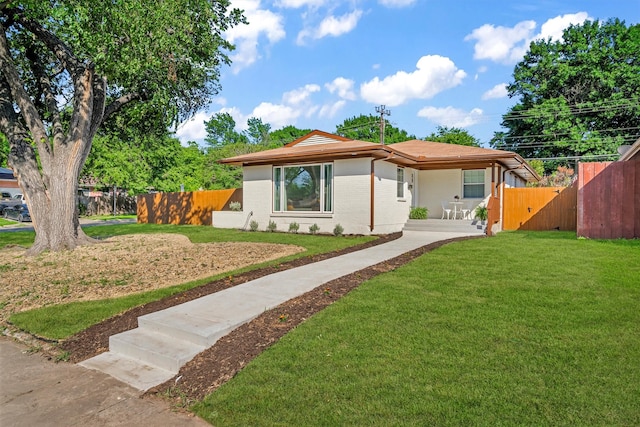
[
  {"x1": 0, "y1": 74, "x2": 48, "y2": 193},
  {"x1": 0, "y1": 27, "x2": 50, "y2": 156},
  {"x1": 26, "y1": 45, "x2": 65, "y2": 147},
  {"x1": 104, "y1": 92, "x2": 141, "y2": 121},
  {"x1": 7, "y1": 8, "x2": 85, "y2": 78}
]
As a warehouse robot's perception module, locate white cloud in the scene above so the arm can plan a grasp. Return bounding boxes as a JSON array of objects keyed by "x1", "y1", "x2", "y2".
[
  {"x1": 250, "y1": 102, "x2": 300, "y2": 128},
  {"x1": 175, "y1": 112, "x2": 211, "y2": 143},
  {"x1": 537, "y1": 12, "x2": 590, "y2": 41},
  {"x1": 297, "y1": 9, "x2": 363, "y2": 44},
  {"x1": 378, "y1": 0, "x2": 416, "y2": 8},
  {"x1": 360, "y1": 55, "x2": 466, "y2": 107},
  {"x1": 417, "y1": 106, "x2": 484, "y2": 128},
  {"x1": 482, "y1": 83, "x2": 508, "y2": 100},
  {"x1": 226, "y1": 1, "x2": 286, "y2": 72},
  {"x1": 325, "y1": 77, "x2": 357, "y2": 100},
  {"x1": 464, "y1": 20, "x2": 536, "y2": 64},
  {"x1": 465, "y1": 12, "x2": 591, "y2": 64},
  {"x1": 274, "y1": 0, "x2": 327, "y2": 8},
  {"x1": 283, "y1": 84, "x2": 321, "y2": 105},
  {"x1": 318, "y1": 100, "x2": 346, "y2": 118}
]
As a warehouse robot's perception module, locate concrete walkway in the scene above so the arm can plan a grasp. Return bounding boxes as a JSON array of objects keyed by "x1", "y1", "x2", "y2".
[
  {"x1": 1, "y1": 227, "x2": 482, "y2": 425},
  {"x1": 80, "y1": 229, "x2": 482, "y2": 391}
]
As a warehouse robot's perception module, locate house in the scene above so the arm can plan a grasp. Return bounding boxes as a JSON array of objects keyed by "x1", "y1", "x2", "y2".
[
  {"x1": 214, "y1": 130, "x2": 539, "y2": 235},
  {"x1": 0, "y1": 167, "x2": 20, "y2": 197}
]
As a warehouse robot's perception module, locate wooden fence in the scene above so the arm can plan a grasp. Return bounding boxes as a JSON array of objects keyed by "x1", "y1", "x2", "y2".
[
  {"x1": 577, "y1": 161, "x2": 640, "y2": 239},
  {"x1": 502, "y1": 185, "x2": 577, "y2": 231},
  {"x1": 137, "y1": 188, "x2": 243, "y2": 225}
]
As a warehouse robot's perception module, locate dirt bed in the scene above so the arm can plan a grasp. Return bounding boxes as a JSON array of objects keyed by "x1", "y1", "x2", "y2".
[{"x1": 0, "y1": 234, "x2": 304, "y2": 325}]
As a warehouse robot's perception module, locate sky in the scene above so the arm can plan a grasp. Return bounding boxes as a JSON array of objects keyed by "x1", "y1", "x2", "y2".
[{"x1": 174, "y1": 0, "x2": 640, "y2": 147}]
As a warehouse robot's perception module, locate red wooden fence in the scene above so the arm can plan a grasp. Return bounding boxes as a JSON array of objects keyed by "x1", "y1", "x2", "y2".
[{"x1": 577, "y1": 161, "x2": 640, "y2": 239}]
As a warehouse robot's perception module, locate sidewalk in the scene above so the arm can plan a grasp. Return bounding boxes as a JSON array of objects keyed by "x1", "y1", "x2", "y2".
[
  {"x1": 0, "y1": 337, "x2": 208, "y2": 427},
  {"x1": 1, "y1": 229, "x2": 480, "y2": 425}
]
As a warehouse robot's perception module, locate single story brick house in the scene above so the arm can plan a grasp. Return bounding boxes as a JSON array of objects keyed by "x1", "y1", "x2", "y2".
[{"x1": 214, "y1": 130, "x2": 539, "y2": 235}]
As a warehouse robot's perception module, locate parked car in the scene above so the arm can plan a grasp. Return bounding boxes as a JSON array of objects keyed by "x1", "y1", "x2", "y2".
[
  {"x1": 0, "y1": 193, "x2": 26, "y2": 214},
  {"x1": 3, "y1": 204, "x2": 31, "y2": 222}
]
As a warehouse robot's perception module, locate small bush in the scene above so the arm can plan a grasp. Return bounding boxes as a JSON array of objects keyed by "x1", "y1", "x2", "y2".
[
  {"x1": 309, "y1": 223, "x2": 320, "y2": 234},
  {"x1": 409, "y1": 206, "x2": 428, "y2": 219},
  {"x1": 475, "y1": 205, "x2": 488, "y2": 221},
  {"x1": 249, "y1": 220, "x2": 259, "y2": 231},
  {"x1": 333, "y1": 224, "x2": 344, "y2": 236},
  {"x1": 229, "y1": 201, "x2": 241, "y2": 211},
  {"x1": 288, "y1": 222, "x2": 299, "y2": 233},
  {"x1": 267, "y1": 220, "x2": 277, "y2": 232}
]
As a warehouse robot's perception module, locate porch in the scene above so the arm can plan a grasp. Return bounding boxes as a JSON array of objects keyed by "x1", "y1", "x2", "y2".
[{"x1": 403, "y1": 218, "x2": 486, "y2": 235}]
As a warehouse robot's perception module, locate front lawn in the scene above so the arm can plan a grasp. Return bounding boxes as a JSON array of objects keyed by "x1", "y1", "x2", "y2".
[
  {"x1": 5, "y1": 224, "x2": 375, "y2": 339},
  {"x1": 194, "y1": 232, "x2": 640, "y2": 426}
]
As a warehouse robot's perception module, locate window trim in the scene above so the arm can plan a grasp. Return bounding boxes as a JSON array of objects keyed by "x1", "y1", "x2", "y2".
[
  {"x1": 397, "y1": 167, "x2": 405, "y2": 199},
  {"x1": 462, "y1": 169, "x2": 485, "y2": 199},
  {"x1": 272, "y1": 162, "x2": 334, "y2": 214}
]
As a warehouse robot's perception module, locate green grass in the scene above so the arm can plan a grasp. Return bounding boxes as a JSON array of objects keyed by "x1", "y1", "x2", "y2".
[
  {"x1": 194, "y1": 231, "x2": 640, "y2": 426},
  {"x1": 83, "y1": 214, "x2": 137, "y2": 220},
  {"x1": 0, "y1": 218, "x2": 13, "y2": 227},
  {"x1": 7, "y1": 224, "x2": 375, "y2": 339}
]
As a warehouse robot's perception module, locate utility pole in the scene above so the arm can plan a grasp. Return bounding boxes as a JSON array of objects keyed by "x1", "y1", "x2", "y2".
[{"x1": 375, "y1": 105, "x2": 390, "y2": 145}]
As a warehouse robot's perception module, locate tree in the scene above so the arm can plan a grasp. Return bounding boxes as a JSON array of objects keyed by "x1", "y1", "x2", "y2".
[
  {"x1": 204, "y1": 112, "x2": 248, "y2": 147},
  {"x1": 244, "y1": 117, "x2": 271, "y2": 145},
  {"x1": 0, "y1": 133, "x2": 7, "y2": 167},
  {"x1": 0, "y1": 1, "x2": 244, "y2": 254},
  {"x1": 491, "y1": 19, "x2": 640, "y2": 170},
  {"x1": 269, "y1": 125, "x2": 311, "y2": 146},
  {"x1": 425, "y1": 126, "x2": 480, "y2": 146},
  {"x1": 335, "y1": 114, "x2": 416, "y2": 144}
]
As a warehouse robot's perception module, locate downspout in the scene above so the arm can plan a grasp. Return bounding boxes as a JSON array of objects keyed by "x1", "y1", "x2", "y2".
[{"x1": 370, "y1": 159, "x2": 375, "y2": 232}]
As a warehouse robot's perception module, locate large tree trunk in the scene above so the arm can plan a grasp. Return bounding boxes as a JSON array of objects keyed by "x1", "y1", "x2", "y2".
[{"x1": 26, "y1": 144, "x2": 97, "y2": 255}]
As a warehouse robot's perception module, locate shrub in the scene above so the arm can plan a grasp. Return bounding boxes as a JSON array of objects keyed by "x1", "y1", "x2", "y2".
[
  {"x1": 333, "y1": 224, "x2": 344, "y2": 236},
  {"x1": 229, "y1": 201, "x2": 241, "y2": 211},
  {"x1": 267, "y1": 220, "x2": 277, "y2": 232},
  {"x1": 475, "y1": 205, "x2": 488, "y2": 221},
  {"x1": 309, "y1": 223, "x2": 320, "y2": 234},
  {"x1": 249, "y1": 220, "x2": 259, "y2": 231},
  {"x1": 288, "y1": 222, "x2": 299, "y2": 233},
  {"x1": 409, "y1": 206, "x2": 428, "y2": 219}
]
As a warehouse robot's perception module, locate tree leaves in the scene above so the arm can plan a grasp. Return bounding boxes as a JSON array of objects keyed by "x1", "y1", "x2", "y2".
[{"x1": 493, "y1": 18, "x2": 640, "y2": 170}]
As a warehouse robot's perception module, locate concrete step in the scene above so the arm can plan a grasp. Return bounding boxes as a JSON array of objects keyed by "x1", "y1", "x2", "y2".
[
  {"x1": 109, "y1": 328, "x2": 205, "y2": 373},
  {"x1": 79, "y1": 351, "x2": 176, "y2": 392},
  {"x1": 138, "y1": 311, "x2": 242, "y2": 347},
  {"x1": 404, "y1": 219, "x2": 485, "y2": 233}
]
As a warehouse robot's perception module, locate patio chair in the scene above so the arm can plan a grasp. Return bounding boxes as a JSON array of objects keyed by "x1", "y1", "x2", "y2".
[
  {"x1": 459, "y1": 202, "x2": 471, "y2": 220},
  {"x1": 440, "y1": 201, "x2": 452, "y2": 220}
]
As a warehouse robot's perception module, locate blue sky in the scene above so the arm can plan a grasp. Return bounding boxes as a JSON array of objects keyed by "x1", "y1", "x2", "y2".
[{"x1": 174, "y1": 0, "x2": 640, "y2": 147}]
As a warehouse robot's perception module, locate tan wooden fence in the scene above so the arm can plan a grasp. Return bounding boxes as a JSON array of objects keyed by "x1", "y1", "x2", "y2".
[
  {"x1": 137, "y1": 188, "x2": 243, "y2": 225},
  {"x1": 502, "y1": 185, "x2": 577, "y2": 231}
]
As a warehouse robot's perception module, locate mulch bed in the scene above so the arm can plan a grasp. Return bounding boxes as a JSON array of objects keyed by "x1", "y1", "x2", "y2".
[{"x1": 59, "y1": 232, "x2": 483, "y2": 405}]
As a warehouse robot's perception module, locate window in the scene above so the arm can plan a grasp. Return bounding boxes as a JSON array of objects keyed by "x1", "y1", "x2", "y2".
[
  {"x1": 397, "y1": 167, "x2": 405, "y2": 198},
  {"x1": 463, "y1": 169, "x2": 485, "y2": 198},
  {"x1": 273, "y1": 163, "x2": 333, "y2": 213},
  {"x1": 273, "y1": 167, "x2": 282, "y2": 211}
]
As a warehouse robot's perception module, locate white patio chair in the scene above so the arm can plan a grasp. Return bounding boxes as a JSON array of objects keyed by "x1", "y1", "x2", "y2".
[
  {"x1": 441, "y1": 201, "x2": 452, "y2": 220},
  {"x1": 459, "y1": 202, "x2": 471, "y2": 220}
]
